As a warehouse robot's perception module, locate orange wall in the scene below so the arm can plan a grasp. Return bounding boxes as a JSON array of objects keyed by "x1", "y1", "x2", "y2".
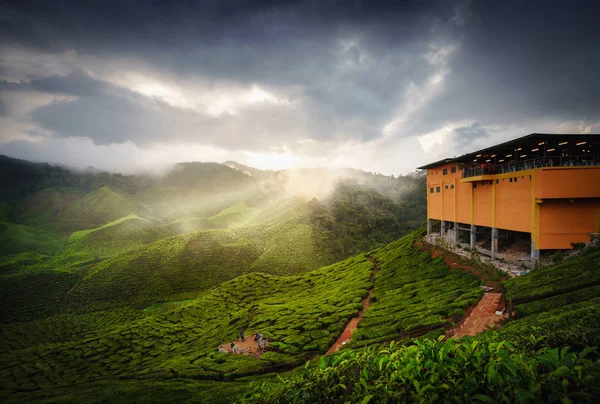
[
  {"x1": 536, "y1": 168, "x2": 600, "y2": 199},
  {"x1": 425, "y1": 165, "x2": 600, "y2": 250},
  {"x1": 495, "y1": 175, "x2": 532, "y2": 232},
  {"x1": 538, "y1": 199, "x2": 599, "y2": 249},
  {"x1": 455, "y1": 181, "x2": 471, "y2": 224},
  {"x1": 473, "y1": 182, "x2": 493, "y2": 227},
  {"x1": 426, "y1": 163, "x2": 461, "y2": 221}
]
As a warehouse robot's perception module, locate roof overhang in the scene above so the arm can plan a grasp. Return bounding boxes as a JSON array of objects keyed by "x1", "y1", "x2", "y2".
[{"x1": 417, "y1": 133, "x2": 600, "y2": 170}]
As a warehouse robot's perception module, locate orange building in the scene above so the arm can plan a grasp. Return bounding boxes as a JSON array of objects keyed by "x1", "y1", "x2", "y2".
[{"x1": 418, "y1": 133, "x2": 600, "y2": 264}]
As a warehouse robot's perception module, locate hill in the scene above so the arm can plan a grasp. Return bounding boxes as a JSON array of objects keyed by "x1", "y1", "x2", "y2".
[
  {"x1": 2, "y1": 230, "x2": 600, "y2": 402},
  {"x1": 1, "y1": 231, "x2": 483, "y2": 399},
  {"x1": 53, "y1": 214, "x2": 167, "y2": 268},
  {"x1": 64, "y1": 198, "x2": 337, "y2": 311}
]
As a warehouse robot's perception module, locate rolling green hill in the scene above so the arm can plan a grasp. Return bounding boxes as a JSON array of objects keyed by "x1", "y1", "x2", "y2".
[
  {"x1": 7, "y1": 156, "x2": 598, "y2": 402},
  {"x1": 64, "y1": 198, "x2": 337, "y2": 311},
  {"x1": 53, "y1": 214, "x2": 167, "y2": 268},
  {"x1": 0, "y1": 231, "x2": 483, "y2": 399},
  {"x1": 209, "y1": 201, "x2": 257, "y2": 228},
  {"x1": 2, "y1": 230, "x2": 600, "y2": 403}
]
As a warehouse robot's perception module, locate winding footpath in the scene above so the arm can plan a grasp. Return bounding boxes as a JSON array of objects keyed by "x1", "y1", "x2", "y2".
[{"x1": 326, "y1": 256, "x2": 378, "y2": 355}]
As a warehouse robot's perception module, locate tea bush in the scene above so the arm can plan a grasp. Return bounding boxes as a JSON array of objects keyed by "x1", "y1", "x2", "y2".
[
  {"x1": 242, "y1": 336, "x2": 600, "y2": 403},
  {"x1": 349, "y1": 231, "x2": 481, "y2": 346}
]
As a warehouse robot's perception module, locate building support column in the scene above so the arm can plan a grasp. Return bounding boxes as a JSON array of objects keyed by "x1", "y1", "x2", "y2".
[
  {"x1": 440, "y1": 220, "x2": 446, "y2": 239},
  {"x1": 453, "y1": 222, "x2": 459, "y2": 245},
  {"x1": 531, "y1": 240, "x2": 540, "y2": 267},
  {"x1": 470, "y1": 225, "x2": 476, "y2": 249},
  {"x1": 427, "y1": 219, "x2": 432, "y2": 236},
  {"x1": 491, "y1": 227, "x2": 498, "y2": 260}
]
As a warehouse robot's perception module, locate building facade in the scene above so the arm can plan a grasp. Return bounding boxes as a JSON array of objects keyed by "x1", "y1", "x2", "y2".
[{"x1": 418, "y1": 134, "x2": 600, "y2": 264}]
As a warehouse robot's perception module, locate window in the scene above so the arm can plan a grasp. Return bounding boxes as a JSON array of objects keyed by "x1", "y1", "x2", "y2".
[
  {"x1": 436, "y1": 186, "x2": 441, "y2": 193},
  {"x1": 443, "y1": 168, "x2": 448, "y2": 175},
  {"x1": 430, "y1": 187, "x2": 434, "y2": 194},
  {"x1": 514, "y1": 177, "x2": 518, "y2": 182},
  {"x1": 450, "y1": 184, "x2": 455, "y2": 189},
  {"x1": 473, "y1": 183, "x2": 477, "y2": 189},
  {"x1": 509, "y1": 178, "x2": 513, "y2": 183},
  {"x1": 451, "y1": 166, "x2": 456, "y2": 174},
  {"x1": 496, "y1": 179, "x2": 499, "y2": 184},
  {"x1": 445, "y1": 185, "x2": 449, "y2": 189}
]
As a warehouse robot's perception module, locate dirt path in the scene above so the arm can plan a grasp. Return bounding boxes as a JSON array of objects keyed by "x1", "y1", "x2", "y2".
[
  {"x1": 451, "y1": 293, "x2": 507, "y2": 338},
  {"x1": 326, "y1": 257, "x2": 378, "y2": 355}
]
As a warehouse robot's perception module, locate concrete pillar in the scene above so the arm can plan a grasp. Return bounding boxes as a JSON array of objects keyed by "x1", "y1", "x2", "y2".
[
  {"x1": 454, "y1": 222, "x2": 459, "y2": 245},
  {"x1": 531, "y1": 240, "x2": 540, "y2": 267},
  {"x1": 440, "y1": 220, "x2": 446, "y2": 239},
  {"x1": 491, "y1": 227, "x2": 498, "y2": 260},
  {"x1": 427, "y1": 219, "x2": 432, "y2": 236},
  {"x1": 470, "y1": 225, "x2": 477, "y2": 249}
]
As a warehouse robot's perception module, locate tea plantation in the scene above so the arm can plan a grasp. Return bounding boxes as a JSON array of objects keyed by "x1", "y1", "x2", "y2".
[
  {"x1": 349, "y1": 232, "x2": 481, "y2": 346},
  {"x1": 0, "y1": 254, "x2": 373, "y2": 395},
  {"x1": 242, "y1": 242, "x2": 600, "y2": 403},
  {"x1": 3, "y1": 229, "x2": 600, "y2": 402}
]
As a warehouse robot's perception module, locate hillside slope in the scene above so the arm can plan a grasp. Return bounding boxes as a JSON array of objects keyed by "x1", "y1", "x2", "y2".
[
  {"x1": 65, "y1": 199, "x2": 336, "y2": 311},
  {"x1": 1, "y1": 230, "x2": 483, "y2": 400}
]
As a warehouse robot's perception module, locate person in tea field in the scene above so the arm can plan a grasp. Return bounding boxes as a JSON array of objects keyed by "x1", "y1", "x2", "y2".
[
  {"x1": 230, "y1": 341, "x2": 235, "y2": 352},
  {"x1": 240, "y1": 329, "x2": 245, "y2": 342}
]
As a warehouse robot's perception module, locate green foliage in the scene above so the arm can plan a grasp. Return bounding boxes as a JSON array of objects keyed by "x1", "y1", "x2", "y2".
[
  {"x1": 515, "y1": 285, "x2": 600, "y2": 317},
  {"x1": 4, "y1": 379, "x2": 253, "y2": 404},
  {"x1": 53, "y1": 214, "x2": 166, "y2": 268},
  {"x1": 209, "y1": 201, "x2": 257, "y2": 228},
  {"x1": 503, "y1": 245, "x2": 600, "y2": 302},
  {"x1": 0, "y1": 254, "x2": 373, "y2": 393},
  {"x1": 84, "y1": 186, "x2": 144, "y2": 223},
  {"x1": 65, "y1": 199, "x2": 340, "y2": 311},
  {"x1": 500, "y1": 301, "x2": 600, "y2": 349},
  {"x1": 0, "y1": 268, "x2": 80, "y2": 323},
  {"x1": 350, "y1": 231, "x2": 481, "y2": 346},
  {"x1": 242, "y1": 336, "x2": 600, "y2": 403},
  {"x1": 308, "y1": 176, "x2": 427, "y2": 260},
  {"x1": 0, "y1": 221, "x2": 60, "y2": 257}
]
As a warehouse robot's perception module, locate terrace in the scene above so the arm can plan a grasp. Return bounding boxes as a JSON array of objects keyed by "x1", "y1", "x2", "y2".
[
  {"x1": 418, "y1": 133, "x2": 600, "y2": 179},
  {"x1": 462, "y1": 154, "x2": 600, "y2": 178}
]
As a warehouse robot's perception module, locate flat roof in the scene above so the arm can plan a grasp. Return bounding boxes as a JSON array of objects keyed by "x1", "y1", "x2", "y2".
[{"x1": 417, "y1": 133, "x2": 600, "y2": 169}]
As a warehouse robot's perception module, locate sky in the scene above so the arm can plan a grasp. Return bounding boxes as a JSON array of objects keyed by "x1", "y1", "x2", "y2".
[{"x1": 1, "y1": 0, "x2": 599, "y2": 175}]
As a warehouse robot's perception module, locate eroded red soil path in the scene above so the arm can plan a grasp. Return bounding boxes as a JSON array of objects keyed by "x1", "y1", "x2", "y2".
[
  {"x1": 326, "y1": 257, "x2": 378, "y2": 355},
  {"x1": 451, "y1": 293, "x2": 507, "y2": 338}
]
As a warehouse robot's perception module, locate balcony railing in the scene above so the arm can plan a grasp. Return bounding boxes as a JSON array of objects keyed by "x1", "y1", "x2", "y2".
[{"x1": 462, "y1": 155, "x2": 600, "y2": 178}]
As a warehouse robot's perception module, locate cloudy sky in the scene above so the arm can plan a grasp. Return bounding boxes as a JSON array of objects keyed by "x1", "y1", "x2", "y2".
[{"x1": 1, "y1": 0, "x2": 599, "y2": 175}]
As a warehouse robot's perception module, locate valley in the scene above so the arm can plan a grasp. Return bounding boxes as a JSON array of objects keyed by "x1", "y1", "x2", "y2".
[{"x1": 0, "y1": 156, "x2": 599, "y2": 403}]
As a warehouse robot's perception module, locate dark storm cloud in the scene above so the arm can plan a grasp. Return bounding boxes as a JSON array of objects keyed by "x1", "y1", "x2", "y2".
[
  {"x1": 1, "y1": 0, "x2": 460, "y2": 147},
  {"x1": 452, "y1": 123, "x2": 490, "y2": 148},
  {"x1": 404, "y1": 0, "x2": 600, "y2": 135},
  {"x1": 1, "y1": 0, "x2": 600, "y2": 171}
]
